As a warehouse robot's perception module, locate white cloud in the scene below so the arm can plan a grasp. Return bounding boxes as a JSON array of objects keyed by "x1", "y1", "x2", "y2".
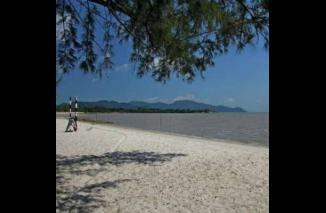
[
  {"x1": 147, "y1": 57, "x2": 163, "y2": 70},
  {"x1": 113, "y1": 63, "x2": 130, "y2": 72},
  {"x1": 226, "y1": 97, "x2": 235, "y2": 103},
  {"x1": 144, "y1": 94, "x2": 198, "y2": 104},
  {"x1": 153, "y1": 57, "x2": 160, "y2": 67},
  {"x1": 173, "y1": 94, "x2": 197, "y2": 102},
  {"x1": 145, "y1": 97, "x2": 160, "y2": 102},
  {"x1": 144, "y1": 97, "x2": 170, "y2": 103}
]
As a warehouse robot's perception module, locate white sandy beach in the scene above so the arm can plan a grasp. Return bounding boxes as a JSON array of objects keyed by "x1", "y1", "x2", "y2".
[{"x1": 56, "y1": 118, "x2": 268, "y2": 213}]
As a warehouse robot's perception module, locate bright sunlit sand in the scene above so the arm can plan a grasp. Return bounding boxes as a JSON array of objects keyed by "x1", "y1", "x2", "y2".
[{"x1": 56, "y1": 118, "x2": 268, "y2": 213}]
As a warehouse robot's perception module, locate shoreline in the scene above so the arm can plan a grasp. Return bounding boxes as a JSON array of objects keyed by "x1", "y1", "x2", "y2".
[{"x1": 57, "y1": 116, "x2": 268, "y2": 148}]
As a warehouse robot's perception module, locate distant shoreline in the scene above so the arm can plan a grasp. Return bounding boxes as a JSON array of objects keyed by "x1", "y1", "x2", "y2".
[
  {"x1": 56, "y1": 99, "x2": 247, "y2": 112},
  {"x1": 56, "y1": 113, "x2": 269, "y2": 147},
  {"x1": 56, "y1": 110, "x2": 212, "y2": 113}
]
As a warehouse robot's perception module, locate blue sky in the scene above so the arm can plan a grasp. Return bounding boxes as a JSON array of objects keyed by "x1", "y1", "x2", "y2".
[{"x1": 57, "y1": 39, "x2": 269, "y2": 112}]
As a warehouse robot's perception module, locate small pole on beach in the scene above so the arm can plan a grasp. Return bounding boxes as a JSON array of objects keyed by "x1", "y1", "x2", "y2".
[
  {"x1": 74, "y1": 97, "x2": 78, "y2": 131},
  {"x1": 74, "y1": 96, "x2": 78, "y2": 118},
  {"x1": 69, "y1": 96, "x2": 72, "y2": 118}
]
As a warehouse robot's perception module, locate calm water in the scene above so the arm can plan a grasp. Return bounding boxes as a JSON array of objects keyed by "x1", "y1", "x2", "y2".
[{"x1": 74, "y1": 112, "x2": 269, "y2": 146}]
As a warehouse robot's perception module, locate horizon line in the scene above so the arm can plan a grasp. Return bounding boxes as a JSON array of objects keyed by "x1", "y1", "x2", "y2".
[{"x1": 56, "y1": 98, "x2": 269, "y2": 112}]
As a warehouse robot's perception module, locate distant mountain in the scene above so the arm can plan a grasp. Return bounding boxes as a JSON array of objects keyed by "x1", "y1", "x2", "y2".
[{"x1": 58, "y1": 100, "x2": 246, "y2": 112}]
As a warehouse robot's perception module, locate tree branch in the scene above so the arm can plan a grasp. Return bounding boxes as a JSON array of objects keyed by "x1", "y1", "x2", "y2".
[
  {"x1": 69, "y1": 0, "x2": 106, "y2": 52},
  {"x1": 235, "y1": 0, "x2": 256, "y2": 19},
  {"x1": 144, "y1": 2, "x2": 155, "y2": 47},
  {"x1": 60, "y1": 0, "x2": 68, "y2": 65},
  {"x1": 89, "y1": 0, "x2": 133, "y2": 18}
]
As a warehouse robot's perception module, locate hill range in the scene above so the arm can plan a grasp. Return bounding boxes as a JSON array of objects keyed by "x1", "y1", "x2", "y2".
[{"x1": 57, "y1": 100, "x2": 246, "y2": 112}]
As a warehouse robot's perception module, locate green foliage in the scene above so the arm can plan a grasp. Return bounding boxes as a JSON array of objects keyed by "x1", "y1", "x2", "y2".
[
  {"x1": 80, "y1": 3, "x2": 98, "y2": 72},
  {"x1": 56, "y1": 0, "x2": 81, "y2": 84},
  {"x1": 56, "y1": 0, "x2": 268, "y2": 84}
]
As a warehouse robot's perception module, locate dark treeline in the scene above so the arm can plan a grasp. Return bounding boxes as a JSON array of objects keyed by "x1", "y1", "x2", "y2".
[{"x1": 56, "y1": 105, "x2": 209, "y2": 113}]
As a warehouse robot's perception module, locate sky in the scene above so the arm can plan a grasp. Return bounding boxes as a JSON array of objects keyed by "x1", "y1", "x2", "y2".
[{"x1": 57, "y1": 38, "x2": 269, "y2": 112}]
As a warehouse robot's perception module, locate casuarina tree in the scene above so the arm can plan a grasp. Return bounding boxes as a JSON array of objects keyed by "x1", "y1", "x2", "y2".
[{"x1": 56, "y1": 0, "x2": 269, "y2": 85}]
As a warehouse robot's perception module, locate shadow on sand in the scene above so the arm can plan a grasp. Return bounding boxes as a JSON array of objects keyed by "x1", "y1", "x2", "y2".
[{"x1": 56, "y1": 151, "x2": 187, "y2": 212}]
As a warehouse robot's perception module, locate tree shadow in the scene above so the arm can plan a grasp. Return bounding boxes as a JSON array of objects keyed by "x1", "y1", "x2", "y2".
[
  {"x1": 56, "y1": 151, "x2": 187, "y2": 212},
  {"x1": 57, "y1": 179, "x2": 132, "y2": 212},
  {"x1": 57, "y1": 151, "x2": 187, "y2": 169}
]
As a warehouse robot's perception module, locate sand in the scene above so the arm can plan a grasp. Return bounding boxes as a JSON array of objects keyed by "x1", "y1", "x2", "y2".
[{"x1": 56, "y1": 118, "x2": 269, "y2": 213}]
